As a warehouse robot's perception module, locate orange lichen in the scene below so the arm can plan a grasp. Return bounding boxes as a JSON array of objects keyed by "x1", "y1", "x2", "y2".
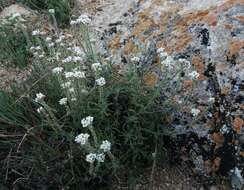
[
  {"x1": 123, "y1": 41, "x2": 138, "y2": 55},
  {"x1": 232, "y1": 117, "x2": 243, "y2": 134},
  {"x1": 108, "y1": 33, "x2": 121, "y2": 50},
  {"x1": 212, "y1": 157, "x2": 221, "y2": 172},
  {"x1": 234, "y1": 15, "x2": 244, "y2": 23},
  {"x1": 229, "y1": 40, "x2": 244, "y2": 57},
  {"x1": 183, "y1": 80, "x2": 193, "y2": 89},
  {"x1": 212, "y1": 132, "x2": 224, "y2": 147},
  {"x1": 240, "y1": 151, "x2": 244, "y2": 157},
  {"x1": 221, "y1": 86, "x2": 231, "y2": 95},
  {"x1": 191, "y1": 56, "x2": 206, "y2": 80},
  {"x1": 143, "y1": 72, "x2": 158, "y2": 87}
]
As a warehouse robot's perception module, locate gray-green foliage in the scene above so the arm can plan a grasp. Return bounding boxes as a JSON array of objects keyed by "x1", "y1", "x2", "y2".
[
  {"x1": 0, "y1": 20, "x2": 190, "y2": 189},
  {"x1": 0, "y1": 16, "x2": 31, "y2": 68},
  {"x1": 19, "y1": 0, "x2": 74, "y2": 27}
]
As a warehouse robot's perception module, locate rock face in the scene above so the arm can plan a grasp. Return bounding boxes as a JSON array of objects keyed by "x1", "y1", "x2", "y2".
[
  {"x1": 101, "y1": 0, "x2": 244, "y2": 188},
  {"x1": 0, "y1": 4, "x2": 32, "y2": 18}
]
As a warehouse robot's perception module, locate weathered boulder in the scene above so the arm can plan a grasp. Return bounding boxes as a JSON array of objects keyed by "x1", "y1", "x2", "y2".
[
  {"x1": 102, "y1": 0, "x2": 243, "y2": 188},
  {"x1": 0, "y1": 4, "x2": 32, "y2": 18}
]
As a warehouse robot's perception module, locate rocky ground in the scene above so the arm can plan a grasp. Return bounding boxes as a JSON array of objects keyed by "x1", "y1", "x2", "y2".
[{"x1": 0, "y1": 0, "x2": 243, "y2": 189}]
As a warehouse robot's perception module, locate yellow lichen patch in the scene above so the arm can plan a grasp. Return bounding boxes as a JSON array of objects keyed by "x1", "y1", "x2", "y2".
[
  {"x1": 232, "y1": 117, "x2": 243, "y2": 134},
  {"x1": 143, "y1": 72, "x2": 158, "y2": 87}
]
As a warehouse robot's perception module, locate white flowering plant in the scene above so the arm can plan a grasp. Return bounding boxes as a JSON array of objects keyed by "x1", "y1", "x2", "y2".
[{"x1": 0, "y1": 12, "x2": 207, "y2": 189}]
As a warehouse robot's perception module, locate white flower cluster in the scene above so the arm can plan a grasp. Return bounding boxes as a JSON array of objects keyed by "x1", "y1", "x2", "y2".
[
  {"x1": 48, "y1": 9, "x2": 55, "y2": 14},
  {"x1": 32, "y1": 30, "x2": 41, "y2": 36},
  {"x1": 100, "y1": 140, "x2": 111, "y2": 152},
  {"x1": 81, "y1": 116, "x2": 94, "y2": 127},
  {"x1": 157, "y1": 47, "x2": 200, "y2": 79},
  {"x1": 61, "y1": 81, "x2": 72, "y2": 89},
  {"x1": 85, "y1": 153, "x2": 106, "y2": 163},
  {"x1": 59, "y1": 97, "x2": 67, "y2": 105},
  {"x1": 95, "y1": 77, "x2": 106, "y2": 86},
  {"x1": 189, "y1": 71, "x2": 200, "y2": 80},
  {"x1": 62, "y1": 56, "x2": 83, "y2": 63},
  {"x1": 70, "y1": 14, "x2": 91, "y2": 25},
  {"x1": 75, "y1": 133, "x2": 90, "y2": 145},
  {"x1": 131, "y1": 57, "x2": 140, "y2": 62},
  {"x1": 75, "y1": 116, "x2": 112, "y2": 164},
  {"x1": 191, "y1": 108, "x2": 200, "y2": 117},
  {"x1": 85, "y1": 153, "x2": 97, "y2": 163},
  {"x1": 52, "y1": 67, "x2": 64, "y2": 74},
  {"x1": 64, "y1": 71, "x2": 85, "y2": 79},
  {"x1": 91, "y1": 62, "x2": 102, "y2": 72},
  {"x1": 37, "y1": 106, "x2": 44, "y2": 113},
  {"x1": 35, "y1": 92, "x2": 45, "y2": 102},
  {"x1": 157, "y1": 48, "x2": 174, "y2": 69}
]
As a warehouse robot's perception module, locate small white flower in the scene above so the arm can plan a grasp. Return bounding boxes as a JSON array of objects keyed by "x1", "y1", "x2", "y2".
[
  {"x1": 92, "y1": 62, "x2": 102, "y2": 72},
  {"x1": 73, "y1": 56, "x2": 83, "y2": 62},
  {"x1": 220, "y1": 125, "x2": 229, "y2": 134},
  {"x1": 61, "y1": 81, "x2": 71, "y2": 89},
  {"x1": 100, "y1": 140, "x2": 111, "y2": 152},
  {"x1": 85, "y1": 153, "x2": 97, "y2": 163},
  {"x1": 73, "y1": 71, "x2": 85, "y2": 78},
  {"x1": 191, "y1": 108, "x2": 200, "y2": 117},
  {"x1": 69, "y1": 88, "x2": 75, "y2": 93},
  {"x1": 32, "y1": 30, "x2": 40, "y2": 36},
  {"x1": 159, "y1": 52, "x2": 168, "y2": 59},
  {"x1": 35, "y1": 46, "x2": 42, "y2": 50},
  {"x1": 71, "y1": 97, "x2": 77, "y2": 101},
  {"x1": 52, "y1": 67, "x2": 63, "y2": 74},
  {"x1": 37, "y1": 107, "x2": 44, "y2": 113},
  {"x1": 11, "y1": 13, "x2": 21, "y2": 19},
  {"x1": 179, "y1": 58, "x2": 191, "y2": 68},
  {"x1": 96, "y1": 77, "x2": 106, "y2": 86},
  {"x1": 65, "y1": 72, "x2": 75, "y2": 78},
  {"x1": 131, "y1": 57, "x2": 140, "y2": 62},
  {"x1": 62, "y1": 56, "x2": 73, "y2": 63},
  {"x1": 208, "y1": 97, "x2": 215, "y2": 103},
  {"x1": 162, "y1": 56, "x2": 174, "y2": 68},
  {"x1": 81, "y1": 116, "x2": 94, "y2": 128},
  {"x1": 38, "y1": 54, "x2": 44, "y2": 58},
  {"x1": 73, "y1": 46, "x2": 83, "y2": 55},
  {"x1": 81, "y1": 89, "x2": 88, "y2": 94},
  {"x1": 35, "y1": 92, "x2": 45, "y2": 102},
  {"x1": 157, "y1": 47, "x2": 164, "y2": 54},
  {"x1": 48, "y1": 9, "x2": 55, "y2": 14},
  {"x1": 59, "y1": 98, "x2": 67, "y2": 105},
  {"x1": 40, "y1": 31, "x2": 46, "y2": 35},
  {"x1": 70, "y1": 14, "x2": 91, "y2": 25},
  {"x1": 189, "y1": 71, "x2": 200, "y2": 80},
  {"x1": 48, "y1": 42, "x2": 55, "y2": 48},
  {"x1": 45, "y1": 37, "x2": 52, "y2": 42},
  {"x1": 96, "y1": 153, "x2": 105, "y2": 163},
  {"x1": 55, "y1": 38, "x2": 62, "y2": 43},
  {"x1": 75, "y1": 133, "x2": 90, "y2": 145},
  {"x1": 70, "y1": 20, "x2": 76, "y2": 25}
]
